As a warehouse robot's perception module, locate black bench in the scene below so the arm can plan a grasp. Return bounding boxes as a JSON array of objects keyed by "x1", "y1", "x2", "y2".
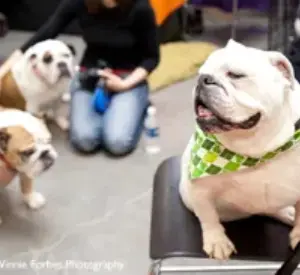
[{"x1": 149, "y1": 156, "x2": 300, "y2": 275}]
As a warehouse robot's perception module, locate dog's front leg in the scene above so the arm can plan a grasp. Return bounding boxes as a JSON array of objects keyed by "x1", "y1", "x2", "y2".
[
  {"x1": 54, "y1": 116, "x2": 69, "y2": 131},
  {"x1": 191, "y1": 188, "x2": 236, "y2": 260},
  {"x1": 51, "y1": 102, "x2": 69, "y2": 131},
  {"x1": 19, "y1": 173, "x2": 46, "y2": 209},
  {"x1": 290, "y1": 201, "x2": 300, "y2": 249}
]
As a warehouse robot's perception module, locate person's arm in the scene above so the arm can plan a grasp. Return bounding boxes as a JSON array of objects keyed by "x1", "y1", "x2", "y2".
[
  {"x1": 20, "y1": 0, "x2": 80, "y2": 52},
  {"x1": 122, "y1": 3, "x2": 160, "y2": 89},
  {"x1": 0, "y1": 0, "x2": 79, "y2": 79}
]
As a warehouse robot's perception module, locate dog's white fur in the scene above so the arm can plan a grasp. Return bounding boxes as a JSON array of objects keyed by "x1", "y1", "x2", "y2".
[
  {"x1": 180, "y1": 40, "x2": 300, "y2": 260},
  {"x1": 11, "y1": 39, "x2": 75, "y2": 130}
]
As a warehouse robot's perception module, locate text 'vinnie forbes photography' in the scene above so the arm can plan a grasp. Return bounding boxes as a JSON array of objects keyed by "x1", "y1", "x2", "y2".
[{"x1": 0, "y1": 260, "x2": 125, "y2": 272}]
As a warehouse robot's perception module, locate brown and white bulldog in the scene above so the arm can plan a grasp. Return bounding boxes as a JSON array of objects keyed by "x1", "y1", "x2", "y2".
[
  {"x1": 0, "y1": 107, "x2": 57, "y2": 222},
  {"x1": 0, "y1": 39, "x2": 75, "y2": 130}
]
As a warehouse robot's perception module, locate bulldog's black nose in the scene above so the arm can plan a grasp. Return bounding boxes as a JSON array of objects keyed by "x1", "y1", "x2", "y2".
[
  {"x1": 40, "y1": 150, "x2": 50, "y2": 158},
  {"x1": 198, "y1": 74, "x2": 218, "y2": 86},
  {"x1": 40, "y1": 150, "x2": 54, "y2": 170},
  {"x1": 57, "y1": 62, "x2": 71, "y2": 77},
  {"x1": 57, "y1": 61, "x2": 67, "y2": 68}
]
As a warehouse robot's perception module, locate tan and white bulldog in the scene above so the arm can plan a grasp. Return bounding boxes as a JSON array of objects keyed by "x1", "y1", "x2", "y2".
[
  {"x1": 0, "y1": 107, "x2": 57, "y2": 222},
  {"x1": 180, "y1": 40, "x2": 300, "y2": 260},
  {"x1": 0, "y1": 39, "x2": 75, "y2": 130}
]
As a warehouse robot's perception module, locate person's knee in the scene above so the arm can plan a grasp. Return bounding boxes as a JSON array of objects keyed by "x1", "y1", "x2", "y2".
[
  {"x1": 69, "y1": 129, "x2": 100, "y2": 154},
  {"x1": 103, "y1": 133, "x2": 135, "y2": 156}
]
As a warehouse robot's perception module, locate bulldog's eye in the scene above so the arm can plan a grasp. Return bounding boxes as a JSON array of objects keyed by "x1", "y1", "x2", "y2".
[
  {"x1": 19, "y1": 148, "x2": 35, "y2": 158},
  {"x1": 43, "y1": 52, "x2": 53, "y2": 64},
  {"x1": 29, "y1": 53, "x2": 37, "y2": 61},
  {"x1": 227, "y1": 72, "x2": 245, "y2": 79}
]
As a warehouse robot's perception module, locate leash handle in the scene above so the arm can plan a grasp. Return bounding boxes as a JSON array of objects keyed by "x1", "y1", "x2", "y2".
[{"x1": 275, "y1": 243, "x2": 300, "y2": 275}]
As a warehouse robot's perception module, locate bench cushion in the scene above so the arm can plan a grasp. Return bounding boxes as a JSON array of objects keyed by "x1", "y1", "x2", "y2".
[{"x1": 150, "y1": 156, "x2": 293, "y2": 261}]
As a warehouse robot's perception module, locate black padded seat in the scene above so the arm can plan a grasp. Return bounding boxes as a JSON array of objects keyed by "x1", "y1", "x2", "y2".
[{"x1": 149, "y1": 156, "x2": 300, "y2": 275}]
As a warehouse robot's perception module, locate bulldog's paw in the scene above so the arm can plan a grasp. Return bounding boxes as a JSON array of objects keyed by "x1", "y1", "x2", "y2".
[
  {"x1": 24, "y1": 192, "x2": 46, "y2": 210},
  {"x1": 62, "y1": 92, "x2": 71, "y2": 102},
  {"x1": 290, "y1": 226, "x2": 300, "y2": 249},
  {"x1": 55, "y1": 116, "x2": 69, "y2": 131},
  {"x1": 203, "y1": 230, "x2": 236, "y2": 260}
]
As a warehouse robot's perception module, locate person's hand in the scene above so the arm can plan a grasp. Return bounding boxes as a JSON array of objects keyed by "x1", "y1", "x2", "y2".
[
  {"x1": 98, "y1": 70, "x2": 128, "y2": 92},
  {"x1": 0, "y1": 166, "x2": 16, "y2": 185}
]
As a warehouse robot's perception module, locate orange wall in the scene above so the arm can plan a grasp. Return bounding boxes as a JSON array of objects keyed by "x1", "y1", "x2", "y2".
[{"x1": 150, "y1": 0, "x2": 185, "y2": 25}]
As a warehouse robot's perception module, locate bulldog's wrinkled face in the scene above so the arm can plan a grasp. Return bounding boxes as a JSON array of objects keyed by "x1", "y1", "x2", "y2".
[
  {"x1": 25, "y1": 39, "x2": 75, "y2": 86},
  {"x1": 0, "y1": 122, "x2": 57, "y2": 179},
  {"x1": 194, "y1": 39, "x2": 295, "y2": 133}
]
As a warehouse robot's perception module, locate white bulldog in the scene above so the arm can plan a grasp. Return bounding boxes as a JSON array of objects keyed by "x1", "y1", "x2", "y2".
[
  {"x1": 180, "y1": 40, "x2": 300, "y2": 260},
  {"x1": 0, "y1": 39, "x2": 76, "y2": 130}
]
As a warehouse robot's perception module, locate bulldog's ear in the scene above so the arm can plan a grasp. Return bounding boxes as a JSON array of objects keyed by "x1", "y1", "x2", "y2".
[
  {"x1": 268, "y1": 51, "x2": 295, "y2": 89},
  {"x1": 66, "y1": 43, "x2": 76, "y2": 56},
  {"x1": 0, "y1": 128, "x2": 11, "y2": 152},
  {"x1": 225, "y1": 39, "x2": 246, "y2": 50}
]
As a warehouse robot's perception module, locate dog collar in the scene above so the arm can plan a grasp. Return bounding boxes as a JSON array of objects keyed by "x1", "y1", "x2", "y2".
[{"x1": 189, "y1": 126, "x2": 300, "y2": 180}]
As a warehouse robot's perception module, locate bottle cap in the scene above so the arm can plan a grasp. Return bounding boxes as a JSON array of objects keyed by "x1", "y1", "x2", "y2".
[{"x1": 147, "y1": 106, "x2": 156, "y2": 116}]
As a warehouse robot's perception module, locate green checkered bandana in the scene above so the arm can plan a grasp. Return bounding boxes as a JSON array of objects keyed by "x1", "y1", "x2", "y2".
[{"x1": 189, "y1": 126, "x2": 300, "y2": 180}]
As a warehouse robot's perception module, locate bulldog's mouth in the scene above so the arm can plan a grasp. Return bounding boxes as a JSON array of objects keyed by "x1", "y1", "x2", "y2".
[
  {"x1": 39, "y1": 150, "x2": 55, "y2": 172},
  {"x1": 195, "y1": 97, "x2": 261, "y2": 133},
  {"x1": 59, "y1": 69, "x2": 71, "y2": 79},
  {"x1": 32, "y1": 64, "x2": 71, "y2": 86}
]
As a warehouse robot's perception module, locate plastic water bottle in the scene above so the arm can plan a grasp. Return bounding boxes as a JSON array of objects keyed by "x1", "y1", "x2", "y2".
[{"x1": 144, "y1": 105, "x2": 160, "y2": 154}]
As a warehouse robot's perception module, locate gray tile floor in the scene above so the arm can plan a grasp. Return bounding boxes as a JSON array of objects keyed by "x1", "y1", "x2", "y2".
[{"x1": 0, "y1": 10, "x2": 295, "y2": 275}]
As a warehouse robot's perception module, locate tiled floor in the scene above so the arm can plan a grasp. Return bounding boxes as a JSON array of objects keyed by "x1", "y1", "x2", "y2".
[{"x1": 0, "y1": 9, "x2": 293, "y2": 275}]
